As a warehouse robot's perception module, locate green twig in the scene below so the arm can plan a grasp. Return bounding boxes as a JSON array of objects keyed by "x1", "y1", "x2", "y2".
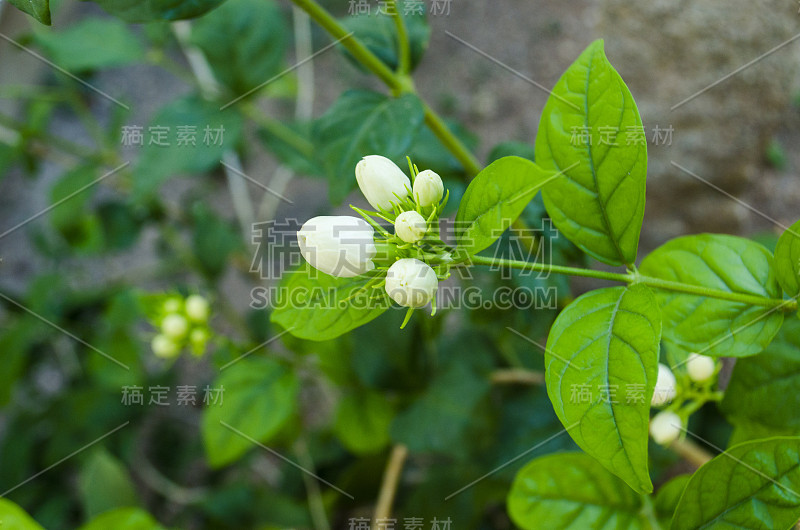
[
  {"x1": 390, "y1": 1, "x2": 411, "y2": 75},
  {"x1": 469, "y1": 255, "x2": 798, "y2": 311}
]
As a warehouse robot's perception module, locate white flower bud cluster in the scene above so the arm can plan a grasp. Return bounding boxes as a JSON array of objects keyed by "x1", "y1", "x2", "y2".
[
  {"x1": 151, "y1": 294, "x2": 212, "y2": 359},
  {"x1": 296, "y1": 155, "x2": 448, "y2": 313}
]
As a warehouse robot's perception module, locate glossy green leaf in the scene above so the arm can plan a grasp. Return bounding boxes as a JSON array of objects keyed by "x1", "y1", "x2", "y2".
[
  {"x1": 775, "y1": 219, "x2": 800, "y2": 297},
  {"x1": 8, "y1": 0, "x2": 50, "y2": 25},
  {"x1": 271, "y1": 263, "x2": 390, "y2": 342},
  {"x1": 80, "y1": 0, "x2": 225, "y2": 22},
  {"x1": 313, "y1": 90, "x2": 424, "y2": 203},
  {"x1": 202, "y1": 357, "x2": 298, "y2": 467},
  {"x1": 78, "y1": 449, "x2": 140, "y2": 518},
  {"x1": 640, "y1": 234, "x2": 784, "y2": 358},
  {"x1": 455, "y1": 156, "x2": 553, "y2": 255},
  {"x1": 721, "y1": 317, "x2": 800, "y2": 430},
  {"x1": 341, "y1": 0, "x2": 430, "y2": 72},
  {"x1": 191, "y1": 0, "x2": 288, "y2": 95},
  {"x1": 132, "y1": 96, "x2": 243, "y2": 197},
  {"x1": 35, "y1": 18, "x2": 144, "y2": 71},
  {"x1": 0, "y1": 498, "x2": 45, "y2": 529},
  {"x1": 535, "y1": 39, "x2": 647, "y2": 266},
  {"x1": 545, "y1": 284, "x2": 662, "y2": 493},
  {"x1": 333, "y1": 390, "x2": 394, "y2": 455},
  {"x1": 78, "y1": 507, "x2": 164, "y2": 530},
  {"x1": 671, "y1": 437, "x2": 800, "y2": 530},
  {"x1": 507, "y1": 452, "x2": 651, "y2": 529}
]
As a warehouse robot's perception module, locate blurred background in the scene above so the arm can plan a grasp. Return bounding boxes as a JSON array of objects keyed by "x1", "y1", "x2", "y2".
[{"x1": 0, "y1": 0, "x2": 798, "y2": 528}]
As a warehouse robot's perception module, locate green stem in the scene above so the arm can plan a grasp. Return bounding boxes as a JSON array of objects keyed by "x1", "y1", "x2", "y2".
[
  {"x1": 422, "y1": 101, "x2": 481, "y2": 176},
  {"x1": 289, "y1": 0, "x2": 400, "y2": 90},
  {"x1": 470, "y1": 255, "x2": 799, "y2": 312},
  {"x1": 288, "y1": 0, "x2": 481, "y2": 176},
  {"x1": 469, "y1": 254, "x2": 631, "y2": 283},
  {"x1": 390, "y1": 2, "x2": 411, "y2": 75},
  {"x1": 241, "y1": 102, "x2": 314, "y2": 157}
]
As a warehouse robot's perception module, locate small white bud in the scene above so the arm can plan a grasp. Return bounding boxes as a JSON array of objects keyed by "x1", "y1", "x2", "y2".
[
  {"x1": 151, "y1": 334, "x2": 180, "y2": 359},
  {"x1": 394, "y1": 211, "x2": 427, "y2": 243},
  {"x1": 649, "y1": 411, "x2": 682, "y2": 446},
  {"x1": 687, "y1": 353, "x2": 716, "y2": 383},
  {"x1": 185, "y1": 295, "x2": 210, "y2": 323},
  {"x1": 297, "y1": 216, "x2": 377, "y2": 278},
  {"x1": 651, "y1": 363, "x2": 677, "y2": 406},
  {"x1": 161, "y1": 314, "x2": 189, "y2": 339},
  {"x1": 355, "y1": 155, "x2": 411, "y2": 211},
  {"x1": 385, "y1": 258, "x2": 438, "y2": 308},
  {"x1": 413, "y1": 169, "x2": 444, "y2": 207}
]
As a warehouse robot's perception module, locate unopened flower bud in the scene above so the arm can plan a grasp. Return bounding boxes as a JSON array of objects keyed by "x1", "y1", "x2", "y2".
[
  {"x1": 151, "y1": 334, "x2": 180, "y2": 359},
  {"x1": 651, "y1": 363, "x2": 677, "y2": 406},
  {"x1": 687, "y1": 353, "x2": 716, "y2": 383},
  {"x1": 395, "y1": 211, "x2": 427, "y2": 243},
  {"x1": 355, "y1": 155, "x2": 411, "y2": 211},
  {"x1": 298, "y1": 216, "x2": 376, "y2": 278},
  {"x1": 185, "y1": 295, "x2": 210, "y2": 323},
  {"x1": 385, "y1": 258, "x2": 438, "y2": 308},
  {"x1": 161, "y1": 314, "x2": 189, "y2": 339},
  {"x1": 413, "y1": 169, "x2": 444, "y2": 207},
  {"x1": 163, "y1": 297, "x2": 182, "y2": 313},
  {"x1": 649, "y1": 411, "x2": 682, "y2": 445}
]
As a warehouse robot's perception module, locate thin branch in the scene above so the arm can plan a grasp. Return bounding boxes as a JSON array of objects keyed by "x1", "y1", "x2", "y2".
[
  {"x1": 373, "y1": 444, "x2": 409, "y2": 528},
  {"x1": 490, "y1": 368, "x2": 545, "y2": 385},
  {"x1": 670, "y1": 437, "x2": 714, "y2": 468}
]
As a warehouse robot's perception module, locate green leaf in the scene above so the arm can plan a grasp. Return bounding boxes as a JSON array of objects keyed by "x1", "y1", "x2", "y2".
[
  {"x1": 191, "y1": 202, "x2": 241, "y2": 280},
  {"x1": 8, "y1": 0, "x2": 51, "y2": 25},
  {"x1": 313, "y1": 90, "x2": 424, "y2": 203},
  {"x1": 640, "y1": 234, "x2": 784, "y2": 358},
  {"x1": 545, "y1": 284, "x2": 662, "y2": 493},
  {"x1": 333, "y1": 390, "x2": 394, "y2": 455},
  {"x1": 78, "y1": 507, "x2": 164, "y2": 530},
  {"x1": 653, "y1": 474, "x2": 690, "y2": 525},
  {"x1": 78, "y1": 449, "x2": 140, "y2": 518},
  {"x1": 455, "y1": 156, "x2": 554, "y2": 255},
  {"x1": 257, "y1": 121, "x2": 322, "y2": 176},
  {"x1": 0, "y1": 498, "x2": 45, "y2": 529},
  {"x1": 721, "y1": 317, "x2": 800, "y2": 430},
  {"x1": 49, "y1": 165, "x2": 104, "y2": 252},
  {"x1": 191, "y1": 0, "x2": 288, "y2": 95},
  {"x1": 390, "y1": 363, "x2": 490, "y2": 454},
  {"x1": 670, "y1": 437, "x2": 800, "y2": 530},
  {"x1": 507, "y1": 452, "x2": 651, "y2": 529},
  {"x1": 535, "y1": 39, "x2": 647, "y2": 266},
  {"x1": 728, "y1": 420, "x2": 797, "y2": 447},
  {"x1": 775, "y1": 219, "x2": 800, "y2": 298},
  {"x1": 270, "y1": 263, "x2": 390, "y2": 342},
  {"x1": 80, "y1": 0, "x2": 225, "y2": 22},
  {"x1": 202, "y1": 357, "x2": 298, "y2": 468},
  {"x1": 35, "y1": 18, "x2": 144, "y2": 71},
  {"x1": 340, "y1": 0, "x2": 430, "y2": 72},
  {"x1": 132, "y1": 95, "x2": 243, "y2": 197}
]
